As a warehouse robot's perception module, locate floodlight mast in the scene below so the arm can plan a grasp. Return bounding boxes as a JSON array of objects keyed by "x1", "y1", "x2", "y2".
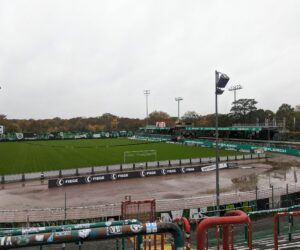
[
  {"x1": 215, "y1": 70, "x2": 230, "y2": 215},
  {"x1": 144, "y1": 90, "x2": 150, "y2": 126},
  {"x1": 175, "y1": 97, "x2": 183, "y2": 121},
  {"x1": 229, "y1": 84, "x2": 243, "y2": 105}
]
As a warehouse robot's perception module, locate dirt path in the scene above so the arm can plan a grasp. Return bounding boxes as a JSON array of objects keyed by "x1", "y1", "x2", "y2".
[{"x1": 1, "y1": 155, "x2": 294, "y2": 210}]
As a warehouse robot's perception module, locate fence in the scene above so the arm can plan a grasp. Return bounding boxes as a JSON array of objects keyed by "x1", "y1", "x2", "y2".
[
  {"x1": 1, "y1": 180, "x2": 299, "y2": 224},
  {"x1": 0, "y1": 154, "x2": 263, "y2": 184}
]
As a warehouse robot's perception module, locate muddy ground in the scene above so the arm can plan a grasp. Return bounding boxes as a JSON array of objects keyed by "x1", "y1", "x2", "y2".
[{"x1": 0, "y1": 154, "x2": 299, "y2": 211}]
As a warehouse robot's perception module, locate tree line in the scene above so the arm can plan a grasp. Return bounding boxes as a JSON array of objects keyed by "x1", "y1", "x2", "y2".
[{"x1": 0, "y1": 100, "x2": 299, "y2": 133}]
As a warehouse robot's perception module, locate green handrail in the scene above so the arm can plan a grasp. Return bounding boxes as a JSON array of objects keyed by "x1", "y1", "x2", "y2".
[
  {"x1": 0, "y1": 219, "x2": 141, "y2": 237},
  {"x1": 0, "y1": 222, "x2": 184, "y2": 250}
]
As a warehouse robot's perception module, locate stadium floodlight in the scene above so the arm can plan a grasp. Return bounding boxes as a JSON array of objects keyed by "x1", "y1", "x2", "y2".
[
  {"x1": 144, "y1": 90, "x2": 150, "y2": 126},
  {"x1": 175, "y1": 97, "x2": 183, "y2": 121},
  {"x1": 229, "y1": 84, "x2": 243, "y2": 104},
  {"x1": 216, "y1": 72, "x2": 230, "y2": 88},
  {"x1": 215, "y1": 70, "x2": 230, "y2": 215}
]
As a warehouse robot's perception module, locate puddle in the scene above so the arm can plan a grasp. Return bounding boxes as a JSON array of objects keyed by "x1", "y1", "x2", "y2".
[
  {"x1": 240, "y1": 166, "x2": 254, "y2": 169},
  {"x1": 232, "y1": 166, "x2": 299, "y2": 192}
]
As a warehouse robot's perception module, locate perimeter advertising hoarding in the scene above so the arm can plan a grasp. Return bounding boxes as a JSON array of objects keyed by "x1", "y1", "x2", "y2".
[{"x1": 48, "y1": 165, "x2": 205, "y2": 188}]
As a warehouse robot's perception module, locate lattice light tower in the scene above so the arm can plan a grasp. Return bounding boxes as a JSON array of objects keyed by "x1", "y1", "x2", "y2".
[
  {"x1": 144, "y1": 90, "x2": 150, "y2": 126},
  {"x1": 229, "y1": 84, "x2": 243, "y2": 105},
  {"x1": 175, "y1": 97, "x2": 183, "y2": 121}
]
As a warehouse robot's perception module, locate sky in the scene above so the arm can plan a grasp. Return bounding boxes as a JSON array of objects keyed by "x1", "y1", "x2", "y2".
[{"x1": 0, "y1": 0, "x2": 299, "y2": 119}]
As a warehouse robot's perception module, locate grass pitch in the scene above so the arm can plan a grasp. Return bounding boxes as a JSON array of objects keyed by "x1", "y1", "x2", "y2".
[{"x1": 0, "y1": 138, "x2": 239, "y2": 175}]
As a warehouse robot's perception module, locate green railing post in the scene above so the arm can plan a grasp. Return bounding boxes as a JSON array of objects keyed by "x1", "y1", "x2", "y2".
[
  {"x1": 255, "y1": 186, "x2": 258, "y2": 211},
  {"x1": 78, "y1": 241, "x2": 82, "y2": 250},
  {"x1": 277, "y1": 216, "x2": 280, "y2": 236},
  {"x1": 288, "y1": 215, "x2": 292, "y2": 241},
  {"x1": 272, "y1": 185, "x2": 274, "y2": 209},
  {"x1": 116, "y1": 239, "x2": 119, "y2": 250},
  {"x1": 244, "y1": 224, "x2": 248, "y2": 241},
  {"x1": 137, "y1": 235, "x2": 143, "y2": 250},
  {"x1": 121, "y1": 237, "x2": 125, "y2": 250}
]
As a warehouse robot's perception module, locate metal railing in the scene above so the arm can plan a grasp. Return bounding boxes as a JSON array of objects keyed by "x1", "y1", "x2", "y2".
[{"x1": 1, "y1": 180, "x2": 299, "y2": 224}]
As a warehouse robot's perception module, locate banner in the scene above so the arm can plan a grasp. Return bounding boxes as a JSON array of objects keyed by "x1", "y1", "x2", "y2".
[
  {"x1": 184, "y1": 139, "x2": 300, "y2": 157},
  {"x1": 171, "y1": 210, "x2": 183, "y2": 220},
  {"x1": 48, "y1": 164, "x2": 222, "y2": 188},
  {"x1": 0, "y1": 131, "x2": 133, "y2": 142}
]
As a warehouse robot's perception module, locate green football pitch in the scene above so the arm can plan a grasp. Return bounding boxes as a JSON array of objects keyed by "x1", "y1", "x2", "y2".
[{"x1": 0, "y1": 138, "x2": 239, "y2": 175}]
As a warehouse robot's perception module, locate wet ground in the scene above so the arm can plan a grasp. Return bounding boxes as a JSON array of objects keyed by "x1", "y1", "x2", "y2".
[{"x1": 0, "y1": 154, "x2": 299, "y2": 211}]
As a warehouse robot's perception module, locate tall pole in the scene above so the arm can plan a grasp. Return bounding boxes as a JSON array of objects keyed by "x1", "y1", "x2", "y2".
[
  {"x1": 215, "y1": 71, "x2": 220, "y2": 213},
  {"x1": 144, "y1": 90, "x2": 150, "y2": 126},
  {"x1": 214, "y1": 70, "x2": 230, "y2": 215},
  {"x1": 229, "y1": 85, "x2": 243, "y2": 112},
  {"x1": 175, "y1": 97, "x2": 183, "y2": 121},
  {"x1": 64, "y1": 192, "x2": 67, "y2": 223}
]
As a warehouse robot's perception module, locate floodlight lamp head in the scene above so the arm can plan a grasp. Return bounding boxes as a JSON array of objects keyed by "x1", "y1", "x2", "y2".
[
  {"x1": 216, "y1": 73, "x2": 230, "y2": 88},
  {"x1": 216, "y1": 88, "x2": 224, "y2": 95}
]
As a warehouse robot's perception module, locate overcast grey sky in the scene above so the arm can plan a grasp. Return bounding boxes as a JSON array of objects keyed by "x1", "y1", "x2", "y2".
[{"x1": 0, "y1": 0, "x2": 299, "y2": 119}]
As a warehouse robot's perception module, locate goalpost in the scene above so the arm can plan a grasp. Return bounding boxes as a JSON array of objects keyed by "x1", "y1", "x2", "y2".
[{"x1": 123, "y1": 150, "x2": 157, "y2": 163}]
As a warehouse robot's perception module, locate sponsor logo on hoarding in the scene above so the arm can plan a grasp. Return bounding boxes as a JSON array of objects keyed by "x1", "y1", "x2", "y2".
[
  {"x1": 56, "y1": 179, "x2": 64, "y2": 187},
  {"x1": 16, "y1": 133, "x2": 24, "y2": 140},
  {"x1": 85, "y1": 176, "x2": 92, "y2": 183},
  {"x1": 0, "y1": 125, "x2": 4, "y2": 135},
  {"x1": 166, "y1": 169, "x2": 177, "y2": 174},
  {"x1": 65, "y1": 178, "x2": 78, "y2": 184},
  {"x1": 185, "y1": 167, "x2": 195, "y2": 172},
  {"x1": 92, "y1": 175, "x2": 105, "y2": 181},
  {"x1": 117, "y1": 173, "x2": 128, "y2": 178},
  {"x1": 142, "y1": 170, "x2": 157, "y2": 177},
  {"x1": 201, "y1": 163, "x2": 227, "y2": 172}
]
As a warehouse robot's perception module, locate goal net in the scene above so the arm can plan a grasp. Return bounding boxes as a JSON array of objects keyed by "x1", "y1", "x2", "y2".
[{"x1": 123, "y1": 150, "x2": 157, "y2": 163}]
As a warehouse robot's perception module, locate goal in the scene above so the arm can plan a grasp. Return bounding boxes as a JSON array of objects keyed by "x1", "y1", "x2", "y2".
[{"x1": 123, "y1": 150, "x2": 157, "y2": 163}]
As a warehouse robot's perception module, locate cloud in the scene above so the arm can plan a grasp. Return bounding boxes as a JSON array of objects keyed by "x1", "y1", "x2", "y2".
[{"x1": 0, "y1": 0, "x2": 299, "y2": 119}]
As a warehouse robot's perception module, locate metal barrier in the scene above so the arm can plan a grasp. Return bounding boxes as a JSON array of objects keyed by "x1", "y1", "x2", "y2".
[
  {"x1": 196, "y1": 210, "x2": 252, "y2": 250},
  {"x1": 273, "y1": 211, "x2": 300, "y2": 250},
  {"x1": 1, "y1": 153, "x2": 264, "y2": 184},
  {"x1": 2, "y1": 180, "x2": 300, "y2": 223},
  {"x1": 0, "y1": 222, "x2": 184, "y2": 250}
]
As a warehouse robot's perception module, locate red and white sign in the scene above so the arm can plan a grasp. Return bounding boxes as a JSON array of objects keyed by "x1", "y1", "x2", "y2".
[{"x1": 156, "y1": 122, "x2": 166, "y2": 128}]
